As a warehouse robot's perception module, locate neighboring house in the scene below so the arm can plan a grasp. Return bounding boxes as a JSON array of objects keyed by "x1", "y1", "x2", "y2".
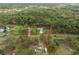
[
  {"x1": 37, "y1": 28, "x2": 43, "y2": 34},
  {"x1": 0, "y1": 26, "x2": 10, "y2": 37},
  {"x1": 0, "y1": 26, "x2": 10, "y2": 33},
  {"x1": 0, "y1": 29, "x2": 4, "y2": 32}
]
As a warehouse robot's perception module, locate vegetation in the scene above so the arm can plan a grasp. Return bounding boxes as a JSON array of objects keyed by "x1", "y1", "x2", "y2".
[{"x1": 0, "y1": 3, "x2": 79, "y2": 55}]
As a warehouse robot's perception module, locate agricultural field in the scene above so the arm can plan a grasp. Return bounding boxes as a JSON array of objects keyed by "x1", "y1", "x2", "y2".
[{"x1": 0, "y1": 3, "x2": 79, "y2": 55}]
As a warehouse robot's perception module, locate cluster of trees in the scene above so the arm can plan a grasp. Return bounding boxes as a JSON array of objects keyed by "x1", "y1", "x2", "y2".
[{"x1": 3, "y1": 5, "x2": 79, "y2": 34}]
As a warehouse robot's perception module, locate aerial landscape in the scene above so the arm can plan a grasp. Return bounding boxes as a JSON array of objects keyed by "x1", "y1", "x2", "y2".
[{"x1": 0, "y1": 3, "x2": 79, "y2": 55}]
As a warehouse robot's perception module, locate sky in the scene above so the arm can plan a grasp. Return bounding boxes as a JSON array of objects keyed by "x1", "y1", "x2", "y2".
[{"x1": 0, "y1": 0, "x2": 79, "y2": 3}]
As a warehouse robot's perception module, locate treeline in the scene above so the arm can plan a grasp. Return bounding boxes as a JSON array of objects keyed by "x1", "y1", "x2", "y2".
[{"x1": 0, "y1": 4, "x2": 79, "y2": 34}]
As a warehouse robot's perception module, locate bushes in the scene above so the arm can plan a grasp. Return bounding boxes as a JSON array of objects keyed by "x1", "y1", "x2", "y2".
[
  {"x1": 47, "y1": 35, "x2": 79, "y2": 54},
  {"x1": 47, "y1": 38, "x2": 60, "y2": 54},
  {"x1": 65, "y1": 36, "x2": 79, "y2": 50}
]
